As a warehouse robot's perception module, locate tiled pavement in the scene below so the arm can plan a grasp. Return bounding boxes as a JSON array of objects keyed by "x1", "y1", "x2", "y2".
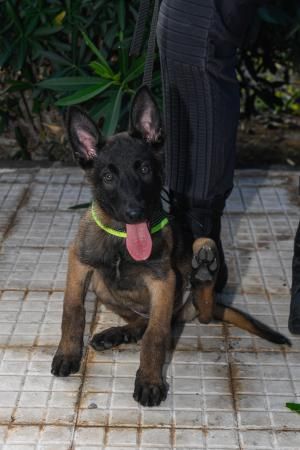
[{"x1": 0, "y1": 166, "x2": 299, "y2": 449}]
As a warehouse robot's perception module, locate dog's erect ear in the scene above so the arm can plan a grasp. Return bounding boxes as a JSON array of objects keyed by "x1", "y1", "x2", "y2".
[
  {"x1": 129, "y1": 86, "x2": 163, "y2": 144},
  {"x1": 67, "y1": 107, "x2": 104, "y2": 169}
]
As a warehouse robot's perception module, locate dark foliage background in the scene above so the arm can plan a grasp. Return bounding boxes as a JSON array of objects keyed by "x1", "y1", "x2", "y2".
[{"x1": 0, "y1": 0, "x2": 299, "y2": 160}]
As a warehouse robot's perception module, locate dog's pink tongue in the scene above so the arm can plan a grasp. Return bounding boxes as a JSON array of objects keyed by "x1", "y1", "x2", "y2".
[{"x1": 126, "y1": 223, "x2": 152, "y2": 261}]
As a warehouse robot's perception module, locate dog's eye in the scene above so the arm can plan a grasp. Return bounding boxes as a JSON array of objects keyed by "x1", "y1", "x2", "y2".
[
  {"x1": 140, "y1": 165, "x2": 151, "y2": 175},
  {"x1": 103, "y1": 172, "x2": 113, "y2": 183}
]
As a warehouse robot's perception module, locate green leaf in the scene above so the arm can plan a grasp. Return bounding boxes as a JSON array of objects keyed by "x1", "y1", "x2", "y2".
[
  {"x1": 25, "y1": 16, "x2": 39, "y2": 36},
  {"x1": 53, "y1": 11, "x2": 66, "y2": 26},
  {"x1": 103, "y1": 24, "x2": 118, "y2": 48},
  {"x1": 89, "y1": 61, "x2": 115, "y2": 80},
  {"x1": 7, "y1": 80, "x2": 32, "y2": 92},
  {"x1": 39, "y1": 77, "x2": 103, "y2": 91},
  {"x1": 104, "y1": 88, "x2": 123, "y2": 136},
  {"x1": 118, "y1": 41, "x2": 128, "y2": 76},
  {"x1": 117, "y1": 0, "x2": 126, "y2": 32},
  {"x1": 30, "y1": 41, "x2": 44, "y2": 60},
  {"x1": 55, "y1": 81, "x2": 113, "y2": 106},
  {"x1": 123, "y1": 57, "x2": 145, "y2": 84},
  {"x1": 6, "y1": 1, "x2": 23, "y2": 34},
  {"x1": 40, "y1": 51, "x2": 72, "y2": 67},
  {"x1": 0, "y1": 42, "x2": 13, "y2": 68},
  {"x1": 286, "y1": 23, "x2": 300, "y2": 40},
  {"x1": 33, "y1": 26, "x2": 63, "y2": 37},
  {"x1": 286, "y1": 403, "x2": 300, "y2": 413},
  {"x1": 89, "y1": 95, "x2": 115, "y2": 121},
  {"x1": 81, "y1": 31, "x2": 113, "y2": 76},
  {"x1": 258, "y1": 6, "x2": 291, "y2": 25},
  {"x1": 16, "y1": 38, "x2": 27, "y2": 71}
]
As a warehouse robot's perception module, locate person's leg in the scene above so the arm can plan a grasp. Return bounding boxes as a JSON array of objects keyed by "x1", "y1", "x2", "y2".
[
  {"x1": 157, "y1": 0, "x2": 260, "y2": 293},
  {"x1": 289, "y1": 221, "x2": 300, "y2": 334}
]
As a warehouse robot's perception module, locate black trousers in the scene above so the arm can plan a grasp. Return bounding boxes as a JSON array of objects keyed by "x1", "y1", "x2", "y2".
[{"x1": 157, "y1": 0, "x2": 260, "y2": 213}]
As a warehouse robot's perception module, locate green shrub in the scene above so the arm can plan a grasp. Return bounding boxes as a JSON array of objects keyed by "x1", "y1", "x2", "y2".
[
  {"x1": 0, "y1": 0, "x2": 299, "y2": 159},
  {"x1": 239, "y1": 0, "x2": 300, "y2": 116}
]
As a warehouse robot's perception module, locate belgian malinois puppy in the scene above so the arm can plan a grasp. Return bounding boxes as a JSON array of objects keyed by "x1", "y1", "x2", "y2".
[{"x1": 51, "y1": 86, "x2": 291, "y2": 407}]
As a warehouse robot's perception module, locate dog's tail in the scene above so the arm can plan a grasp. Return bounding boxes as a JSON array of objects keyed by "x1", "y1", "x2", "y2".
[{"x1": 214, "y1": 303, "x2": 292, "y2": 346}]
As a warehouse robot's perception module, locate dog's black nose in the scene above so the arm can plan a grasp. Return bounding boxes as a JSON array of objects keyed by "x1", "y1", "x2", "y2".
[{"x1": 126, "y1": 208, "x2": 145, "y2": 222}]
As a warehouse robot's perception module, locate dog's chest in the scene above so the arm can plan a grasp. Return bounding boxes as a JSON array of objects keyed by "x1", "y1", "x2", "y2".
[
  {"x1": 92, "y1": 258, "x2": 151, "y2": 315},
  {"x1": 100, "y1": 255, "x2": 144, "y2": 290},
  {"x1": 81, "y1": 228, "x2": 167, "y2": 284},
  {"x1": 81, "y1": 226, "x2": 171, "y2": 312},
  {"x1": 81, "y1": 233, "x2": 147, "y2": 290}
]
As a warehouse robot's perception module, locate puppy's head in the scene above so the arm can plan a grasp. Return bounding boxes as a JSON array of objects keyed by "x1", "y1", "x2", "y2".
[
  {"x1": 67, "y1": 87, "x2": 165, "y2": 260},
  {"x1": 67, "y1": 86, "x2": 164, "y2": 223}
]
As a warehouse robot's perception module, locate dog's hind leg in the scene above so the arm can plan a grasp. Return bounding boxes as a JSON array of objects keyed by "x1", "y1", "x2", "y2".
[
  {"x1": 191, "y1": 238, "x2": 219, "y2": 324},
  {"x1": 51, "y1": 244, "x2": 92, "y2": 377},
  {"x1": 89, "y1": 318, "x2": 147, "y2": 351}
]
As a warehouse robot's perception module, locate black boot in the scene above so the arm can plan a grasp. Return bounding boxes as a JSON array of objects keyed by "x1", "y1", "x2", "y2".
[
  {"x1": 288, "y1": 221, "x2": 300, "y2": 334},
  {"x1": 170, "y1": 194, "x2": 228, "y2": 293}
]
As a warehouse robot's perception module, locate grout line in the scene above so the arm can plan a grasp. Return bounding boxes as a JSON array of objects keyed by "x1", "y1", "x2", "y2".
[
  {"x1": 199, "y1": 350, "x2": 208, "y2": 450},
  {"x1": 0, "y1": 422, "x2": 299, "y2": 431},
  {"x1": 0, "y1": 343, "x2": 299, "y2": 353},
  {"x1": 9, "y1": 344, "x2": 32, "y2": 425},
  {"x1": 224, "y1": 325, "x2": 243, "y2": 450},
  {"x1": 34, "y1": 292, "x2": 56, "y2": 426},
  {"x1": 0, "y1": 181, "x2": 34, "y2": 250},
  {"x1": 68, "y1": 294, "x2": 99, "y2": 449},
  {"x1": 105, "y1": 348, "x2": 118, "y2": 447},
  {"x1": 284, "y1": 353, "x2": 300, "y2": 404},
  {"x1": 6, "y1": 290, "x2": 28, "y2": 348},
  {"x1": 263, "y1": 189, "x2": 292, "y2": 292},
  {"x1": 137, "y1": 375, "x2": 143, "y2": 449},
  {"x1": 258, "y1": 350, "x2": 278, "y2": 448},
  {"x1": 169, "y1": 352, "x2": 176, "y2": 450},
  {"x1": 255, "y1": 190, "x2": 291, "y2": 329}
]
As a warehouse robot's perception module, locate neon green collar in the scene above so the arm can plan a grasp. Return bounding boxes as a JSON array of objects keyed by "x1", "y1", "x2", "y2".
[{"x1": 91, "y1": 202, "x2": 169, "y2": 238}]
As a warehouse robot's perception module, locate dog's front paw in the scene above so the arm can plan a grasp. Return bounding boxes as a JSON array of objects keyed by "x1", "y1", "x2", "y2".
[
  {"x1": 51, "y1": 351, "x2": 81, "y2": 377},
  {"x1": 133, "y1": 371, "x2": 168, "y2": 407}
]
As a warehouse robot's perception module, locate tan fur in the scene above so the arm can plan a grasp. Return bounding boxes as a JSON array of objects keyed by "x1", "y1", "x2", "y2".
[
  {"x1": 138, "y1": 271, "x2": 176, "y2": 383},
  {"x1": 55, "y1": 244, "x2": 92, "y2": 360},
  {"x1": 214, "y1": 304, "x2": 264, "y2": 337},
  {"x1": 192, "y1": 238, "x2": 218, "y2": 323}
]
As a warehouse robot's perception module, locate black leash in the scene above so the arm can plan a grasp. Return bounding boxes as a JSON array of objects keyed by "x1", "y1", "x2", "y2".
[
  {"x1": 130, "y1": 0, "x2": 160, "y2": 88},
  {"x1": 130, "y1": 0, "x2": 151, "y2": 57}
]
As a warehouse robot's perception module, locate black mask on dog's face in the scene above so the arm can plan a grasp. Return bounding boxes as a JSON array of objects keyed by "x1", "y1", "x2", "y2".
[{"x1": 67, "y1": 87, "x2": 165, "y2": 261}]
